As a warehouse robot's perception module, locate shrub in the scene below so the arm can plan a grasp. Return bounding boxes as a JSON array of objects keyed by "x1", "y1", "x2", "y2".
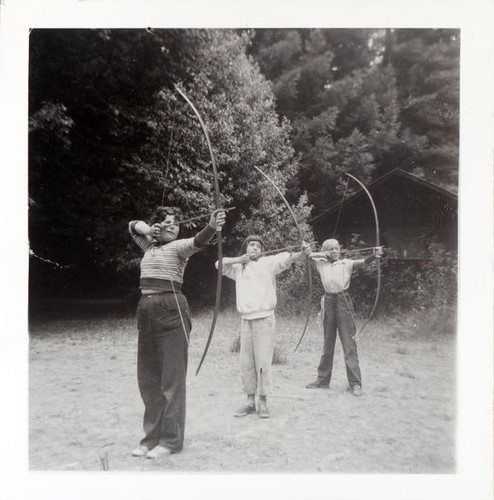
[
  {"x1": 323, "y1": 241, "x2": 458, "y2": 317},
  {"x1": 377, "y1": 245, "x2": 457, "y2": 314}
]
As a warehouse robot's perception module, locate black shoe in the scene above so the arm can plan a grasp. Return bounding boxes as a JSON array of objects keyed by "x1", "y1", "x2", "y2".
[
  {"x1": 234, "y1": 403, "x2": 256, "y2": 417},
  {"x1": 305, "y1": 381, "x2": 329, "y2": 389}
]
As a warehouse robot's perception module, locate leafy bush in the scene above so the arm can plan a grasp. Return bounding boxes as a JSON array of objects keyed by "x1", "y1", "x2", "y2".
[{"x1": 375, "y1": 245, "x2": 457, "y2": 314}]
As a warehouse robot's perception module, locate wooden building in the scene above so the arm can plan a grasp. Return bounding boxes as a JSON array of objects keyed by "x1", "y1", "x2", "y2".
[{"x1": 311, "y1": 169, "x2": 457, "y2": 260}]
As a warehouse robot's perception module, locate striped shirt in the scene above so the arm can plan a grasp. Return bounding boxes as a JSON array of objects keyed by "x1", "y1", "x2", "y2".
[{"x1": 129, "y1": 223, "x2": 200, "y2": 290}]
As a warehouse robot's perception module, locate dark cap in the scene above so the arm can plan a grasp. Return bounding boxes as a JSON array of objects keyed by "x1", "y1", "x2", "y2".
[{"x1": 240, "y1": 235, "x2": 264, "y2": 255}]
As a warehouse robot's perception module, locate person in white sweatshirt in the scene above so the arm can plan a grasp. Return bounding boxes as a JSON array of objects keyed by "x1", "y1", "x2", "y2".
[{"x1": 217, "y1": 235, "x2": 310, "y2": 418}]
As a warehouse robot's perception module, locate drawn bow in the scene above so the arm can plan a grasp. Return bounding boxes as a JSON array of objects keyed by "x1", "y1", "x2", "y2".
[
  {"x1": 252, "y1": 166, "x2": 312, "y2": 352},
  {"x1": 175, "y1": 85, "x2": 223, "y2": 375},
  {"x1": 345, "y1": 173, "x2": 381, "y2": 336}
]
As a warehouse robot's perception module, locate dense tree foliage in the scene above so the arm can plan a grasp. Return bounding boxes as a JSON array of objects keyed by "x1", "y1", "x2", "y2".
[
  {"x1": 249, "y1": 28, "x2": 459, "y2": 217},
  {"x1": 29, "y1": 28, "x2": 458, "y2": 311},
  {"x1": 29, "y1": 29, "x2": 311, "y2": 301},
  {"x1": 383, "y1": 29, "x2": 460, "y2": 190}
]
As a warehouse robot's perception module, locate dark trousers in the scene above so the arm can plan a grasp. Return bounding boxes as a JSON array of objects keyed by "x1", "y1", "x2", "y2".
[
  {"x1": 316, "y1": 292, "x2": 362, "y2": 388},
  {"x1": 136, "y1": 292, "x2": 191, "y2": 453}
]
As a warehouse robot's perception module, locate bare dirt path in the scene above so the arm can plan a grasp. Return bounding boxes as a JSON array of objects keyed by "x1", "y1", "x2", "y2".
[{"x1": 29, "y1": 310, "x2": 455, "y2": 473}]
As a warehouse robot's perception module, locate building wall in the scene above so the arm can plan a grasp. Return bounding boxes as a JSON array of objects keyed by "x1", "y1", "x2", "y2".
[{"x1": 313, "y1": 174, "x2": 457, "y2": 260}]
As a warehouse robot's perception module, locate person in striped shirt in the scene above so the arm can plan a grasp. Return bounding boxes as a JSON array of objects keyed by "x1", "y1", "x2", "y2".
[{"x1": 129, "y1": 206, "x2": 226, "y2": 459}]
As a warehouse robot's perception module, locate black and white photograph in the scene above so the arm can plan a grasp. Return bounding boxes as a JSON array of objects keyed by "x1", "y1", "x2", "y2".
[{"x1": 0, "y1": 1, "x2": 492, "y2": 499}]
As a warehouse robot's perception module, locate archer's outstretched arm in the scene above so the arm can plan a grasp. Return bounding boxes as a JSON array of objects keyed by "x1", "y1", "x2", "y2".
[
  {"x1": 286, "y1": 241, "x2": 312, "y2": 265},
  {"x1": 353, "y1": 246, "x2": 384, "y2": 269},
  {"x1": 194, "y1": 209, "x2": 226, "y2": 247}
]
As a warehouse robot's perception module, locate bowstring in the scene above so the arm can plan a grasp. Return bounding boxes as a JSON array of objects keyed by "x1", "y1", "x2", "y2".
[
  {"x1": 161, "y1": 114, "x2": 176, "y2": 206},
  {"x1": 157, "y1": 102, "x2": 186, "y2": 346},
  {"x1": 328, "y1": 178, "x2": 358, "y2": 333},
  {"x1": 342, "y1": 290, "x2": 358, "y2": 331},
  {"x1": 332, "y1": 176, "x2": 350, "y2": 239},
  {"x1": 170, "y1": 279, "x2": 190, "y2": 346}
]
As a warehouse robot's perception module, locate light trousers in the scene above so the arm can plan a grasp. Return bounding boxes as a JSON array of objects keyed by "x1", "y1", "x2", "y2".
[{"x1": 240, "y1": 315, "x2": 275, "y2": 396}]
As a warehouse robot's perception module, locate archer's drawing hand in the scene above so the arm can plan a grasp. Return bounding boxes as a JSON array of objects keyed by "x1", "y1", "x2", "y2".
[
  {"x1": 209, "y1": 209, "x2": 226, "y2": 231},
  {"x1": 374, "y1": 246, "x2": 384, "y2": 259},
  {"x1": 239, "y1": 254, "x2": 251, "y2": 264},
  {"x1": 301, "y1": 241, "x2": 311, "y2": 255},
  {"x1": 308, "y1": 251, "x2": 327, "y2": 262},
  {"x1": 150, "y1": 223, "x2": 162, "y2": 239}
]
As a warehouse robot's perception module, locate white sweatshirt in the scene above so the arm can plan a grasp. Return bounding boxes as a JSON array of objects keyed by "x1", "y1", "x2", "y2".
[{"x1": 219, "y1": 252, "x2": 292, "y2": 320}]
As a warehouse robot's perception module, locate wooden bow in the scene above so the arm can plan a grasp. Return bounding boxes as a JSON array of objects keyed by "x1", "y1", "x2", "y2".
[
  {"x1": 345, "y1": 173, "x2": 381, "y2": 336},
  {"x1": 175, "y1": 85, "x2": 223, "y2": 375},
  {"x1": 252, "y1": 166, "x2": 312, "y2": 352}
]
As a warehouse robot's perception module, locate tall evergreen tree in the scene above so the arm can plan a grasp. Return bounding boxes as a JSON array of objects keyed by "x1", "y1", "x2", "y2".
[
  {"x1": 384, "y1": 29, "x2": 459, "y2": 190},
  {"x1": 249, "y1": 28, "x2": 459, "y2": 221}
]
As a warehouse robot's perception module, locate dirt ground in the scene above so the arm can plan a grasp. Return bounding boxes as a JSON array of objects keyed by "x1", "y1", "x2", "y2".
[{"x1": 29, "y1": 308, "x2": 456, "y2": 473}]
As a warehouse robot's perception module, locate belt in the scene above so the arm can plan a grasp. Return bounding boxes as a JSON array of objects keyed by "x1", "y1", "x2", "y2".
[
  {"x1": 140, "y1": 281, "x2": 182, "y2": 295},
  {"x1": 141, "y1": 288, "x2": 182, "y2": 295},
  {"x1": 325, "y1": 290, "x2": 347, "y2": 296}
]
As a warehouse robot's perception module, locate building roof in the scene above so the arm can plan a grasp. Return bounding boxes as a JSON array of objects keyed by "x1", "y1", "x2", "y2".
[{"x1": 310, "y1": 168, "x2": 457, "y2": 223}]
